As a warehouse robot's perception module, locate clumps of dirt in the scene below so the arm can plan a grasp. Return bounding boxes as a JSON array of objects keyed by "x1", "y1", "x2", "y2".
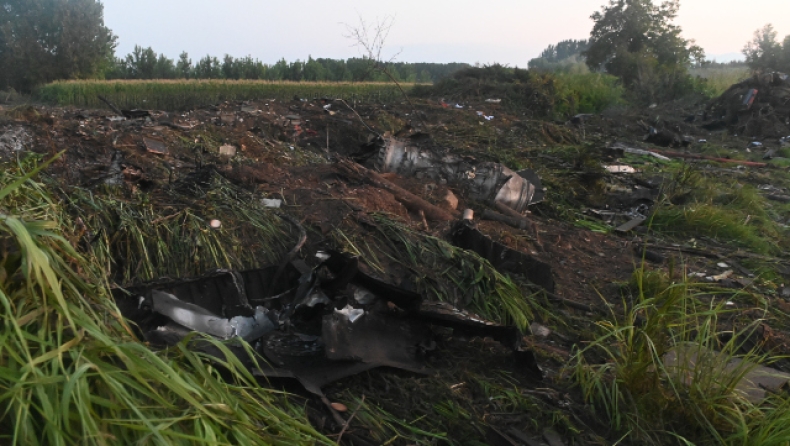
[{"x1": 704, "y1": 72, "x2": 790, "y2": 138}]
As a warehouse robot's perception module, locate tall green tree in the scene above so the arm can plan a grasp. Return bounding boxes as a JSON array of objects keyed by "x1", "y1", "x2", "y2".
[
  {"x1": 176, "y1": 52, "x2": 192, "y2": 79},
  {"x1": 742, "y1": 24, "x2": 790, "y2": 72},
  {"x1": 0, "y1": 0, "x2": 116, "y2": 91},
  {"x1": 584, "y1": 0, "x2": 703, "y2": 101}
]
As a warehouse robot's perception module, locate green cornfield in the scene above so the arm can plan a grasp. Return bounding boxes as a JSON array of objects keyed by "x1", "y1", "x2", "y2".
[{"x1": 35, "y1": 79, "x2": 416, "y2": 110}]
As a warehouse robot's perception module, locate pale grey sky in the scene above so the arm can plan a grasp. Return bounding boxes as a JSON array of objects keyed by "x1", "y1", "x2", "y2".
[{"x1": 102, "y1": 0, "x2": 790, "y2": 65}]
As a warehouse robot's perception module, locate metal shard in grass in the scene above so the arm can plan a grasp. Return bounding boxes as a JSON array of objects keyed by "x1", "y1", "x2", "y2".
[{"x1": 115, "y1": 250, "x2": 541, "y2": 398}]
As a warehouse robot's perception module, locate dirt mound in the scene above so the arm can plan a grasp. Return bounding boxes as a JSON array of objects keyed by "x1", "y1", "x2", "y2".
[
  {"x1": 413, "y1": 65, "x2": 559, "y2": 117},
  {"x1": 703, "y1": 72, "x2": 790, "y2": 138}
]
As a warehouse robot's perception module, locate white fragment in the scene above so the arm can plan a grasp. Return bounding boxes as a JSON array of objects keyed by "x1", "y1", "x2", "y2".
[
  {"x1": 335, "y1": 305, "x2": 365, "y2": 323},
  {"x1": 261, "y1": 198, "x2": 282, "y2": 208},
  {"x1": 711, "y1": 270, "x2": 734, "y2": 281},
  {"x1": 209, "y1": 219, "x2": 221, "y2": 229},
  {"x1": 604, "y1": 164, "x2": 637, "y2": 174},
  {"x1": 717, "y1": 262, "x2": 729, "y2": 268},
  {"x1": 219, "y1": 144, "x2": 236, "y2": 157},
  {"x1": 530, "y1": 322, "x2": 551, "y2": 337}
]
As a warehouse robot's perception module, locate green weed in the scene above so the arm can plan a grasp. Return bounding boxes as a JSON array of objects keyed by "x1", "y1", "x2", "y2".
[{"x1": 570, "y1": 266, "x2": 790, "y2": 445}]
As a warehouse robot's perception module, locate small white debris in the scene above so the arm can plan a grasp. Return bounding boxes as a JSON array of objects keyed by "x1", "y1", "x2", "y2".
[
  {"x1": 209, "y1": 219, "x2": 222, "y2": 229},
  {"x1": 604, "y1": 164, "x2": 637, "y2": 174},
  {"x1": 717, "y1": 262, "x2": 729, "y2": 268},
  {"x1": 219, "y1": 144, "x2": 236, "y2": 157},
  {"x1": 530, "y1": 322, "x2": 551, "y2": 338},
  {"x1": 709, "y1": 270, "x2": 733, "y2": 282},
  {"x1": 335, "y1": 305, "x2": 364, "y2": 323},
  {"x1": 261, "y1": 198, "x2": 282, "y2": 208}
]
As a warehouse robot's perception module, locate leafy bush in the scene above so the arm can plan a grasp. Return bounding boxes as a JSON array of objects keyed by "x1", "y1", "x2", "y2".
[{"x1": 416, "y1": 65, "x2": 624, "y2": 118}]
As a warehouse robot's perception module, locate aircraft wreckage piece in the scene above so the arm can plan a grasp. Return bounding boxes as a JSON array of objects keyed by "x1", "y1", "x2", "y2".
[
  {"x1": 369, "y1": 135, "x2": 544, "y2": 214},
  {"x1": 113, "y1": 251, "x2": 541, "y2": 398},
  {"x1": 451, "y1": 220, "x2": 555, "y2": 293}
]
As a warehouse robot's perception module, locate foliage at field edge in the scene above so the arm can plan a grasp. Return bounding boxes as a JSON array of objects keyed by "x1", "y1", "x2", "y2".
[{"x1": 35, "y1": 79, "x2": 411, "y2": 111}]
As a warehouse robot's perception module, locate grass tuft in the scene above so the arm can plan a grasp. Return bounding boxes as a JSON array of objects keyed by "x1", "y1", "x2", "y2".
[
  {"x1": 570, "y1": 265, "x2": 790, "y2": 445},
  {"x1": 0, "y1": 156, "x2": 328, "y2": 444}
]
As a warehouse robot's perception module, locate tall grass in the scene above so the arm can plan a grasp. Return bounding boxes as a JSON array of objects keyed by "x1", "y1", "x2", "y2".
[
  {"x1": 570, "y1": 266, "x2": 790, "y2": 445},
  {"x1": 651, "y1": 167, "x2": 784, "y2": 254},
  {"x1": 35, "y1": 79, "x2": 413, "y2": 111},
  {"x1": 0, "y1": 156, "x2": 329, "y2": 444},
  {"x1": 690, "y1": 66, "x2": 751, "y2": 98},
  {"x1": 65, "y1": 173, "x2": 294, "y2": 284}
]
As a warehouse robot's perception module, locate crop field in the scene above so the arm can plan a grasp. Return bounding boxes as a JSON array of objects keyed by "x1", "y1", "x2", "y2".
[
  {"x1": 690, "y1": 66, "x2": 751, "y2": 97},
  {"x1": 35, "y1": 80, "x2": 413, "y2": 110}
]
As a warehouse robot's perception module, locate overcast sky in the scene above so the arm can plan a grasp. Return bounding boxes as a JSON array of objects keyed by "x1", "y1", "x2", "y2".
[{"x1": 102, "y1": 0, "x2": 790, "y2": 66}]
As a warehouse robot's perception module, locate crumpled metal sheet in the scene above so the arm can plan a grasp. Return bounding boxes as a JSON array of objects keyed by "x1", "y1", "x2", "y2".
[
  {"x1": 451, "y1": 220, "x2": 555, "y2": 292},
  {"x1": 368, "y1": 135, "x2": 543, "y2": 213},
  {"x1": 114, "y1": 250, "x2": 540, "y2": 397},
  {"x1": 150, "y1": 290, "x2": 276, "y2": 341}
]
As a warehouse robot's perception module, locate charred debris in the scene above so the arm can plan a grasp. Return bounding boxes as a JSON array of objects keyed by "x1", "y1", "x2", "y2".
[{"x1": 3, "y1": 76, "x2": 790, "y2": 444}]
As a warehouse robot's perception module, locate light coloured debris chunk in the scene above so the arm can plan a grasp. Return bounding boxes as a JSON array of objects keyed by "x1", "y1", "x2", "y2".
[{"x1": 219, "y1": 144, "x2": 236, "y2": 157}]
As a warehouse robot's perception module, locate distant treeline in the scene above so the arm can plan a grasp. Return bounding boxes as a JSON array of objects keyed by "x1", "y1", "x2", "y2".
[{"x1": 106, "y1": 46, "x2": 469, "y2": 83}]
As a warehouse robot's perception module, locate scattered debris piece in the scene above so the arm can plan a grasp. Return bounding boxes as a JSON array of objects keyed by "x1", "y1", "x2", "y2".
[
  {"x1": 114, "y1": 251, "x2": 539, "y2": 398},
  {"x1": 664, "y1": 344, "x2": 790, "y2": 403},
  {"x1": 219, "y1": 144, "x2": 237, "y2": 157},
  {"x1": 143, "y1": 137, "x2": 168, "y2": 155},
  {"x1": 709, "y1": 270, "x2": 734, "y2": 282},
  {"x1": 261, "y1": 198, "x2": 283, "y2": 208},
  {"x1": 330, "y1": 402, "x2": 347, "y2": 412},
  {"x1": 530, "y1": 322, "x2": 551, "y2": 338},
  {"x1": 0, "y1": 126, "x2": 31, "y2": 154},
  {"x1": 368, "y1": 135, "x2": 543, "y2": 213},
  {"x1": 604, "y1": 164, "x2": 637, "y2": 174},
  {"x1": 615, "y1": 216, "x2": 646, "y2": 233},
  {"x1": 609, "y1": 142, "x2": 670, "y2": 161},
  {"x1": 451, "y1": 220, "x2": 554, "y2": 292}
]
